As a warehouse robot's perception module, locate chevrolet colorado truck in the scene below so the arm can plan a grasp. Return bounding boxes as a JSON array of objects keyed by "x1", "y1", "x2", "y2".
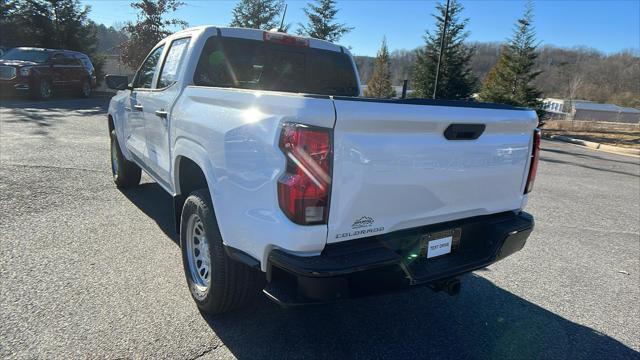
[{"x1": 106, "y1": 26, "x2": 539, "y2": 314}]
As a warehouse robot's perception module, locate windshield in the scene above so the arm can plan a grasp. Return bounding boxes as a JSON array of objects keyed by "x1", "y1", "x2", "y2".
[
  {"x1": 1, "y1": 48, "x2": 50, "y2": 63},
  {"x1": 194, "y1": 37, "x2": 360, "y2": 96}
]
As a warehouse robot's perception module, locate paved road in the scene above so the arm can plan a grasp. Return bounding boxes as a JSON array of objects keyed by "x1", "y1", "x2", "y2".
[{"x1": 1, "y1": 97, "x2": 638, "y2": 359}]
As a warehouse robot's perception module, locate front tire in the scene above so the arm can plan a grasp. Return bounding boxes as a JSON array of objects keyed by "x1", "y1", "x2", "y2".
[
  {"x1": 180, "y1": 189, "x2": 262, "y2": 314},
  {"x1": 31, "y1": 78, "x2": 52, "y2": 100},
  {"x1": 80, "y1": 79, "x2": 91, "y2": 98},
  {"x1": 110, "y1": 130, "x2": 141, "y2": 188}
]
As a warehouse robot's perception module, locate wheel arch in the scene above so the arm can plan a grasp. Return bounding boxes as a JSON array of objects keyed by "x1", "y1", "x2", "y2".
[{"x1": 172, "y1": 139, "x2": 218, "y2": 235}]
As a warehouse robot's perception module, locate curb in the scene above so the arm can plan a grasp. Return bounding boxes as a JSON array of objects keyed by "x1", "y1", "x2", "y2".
[{"x1": 542, "y1": 133, "x2": 640, "y2": 157}]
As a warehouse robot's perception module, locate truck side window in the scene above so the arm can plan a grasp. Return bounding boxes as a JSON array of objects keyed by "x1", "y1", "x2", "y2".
[
  {"x1": 158, "y1": 37, "x2": 190, "y2": 89},
  {"x1": 133, "y1": 45, "x2": 165, "y2": 89}
]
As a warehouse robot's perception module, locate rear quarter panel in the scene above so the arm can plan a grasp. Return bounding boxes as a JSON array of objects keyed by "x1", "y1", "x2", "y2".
[{"x1": 171, "y1": 86, "x2": 336, "y2": 270}]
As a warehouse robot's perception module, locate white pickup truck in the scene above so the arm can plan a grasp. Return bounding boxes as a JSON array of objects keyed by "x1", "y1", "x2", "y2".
[{"x1": 106, "y1": 26, "x2": 539, "y2": 314}]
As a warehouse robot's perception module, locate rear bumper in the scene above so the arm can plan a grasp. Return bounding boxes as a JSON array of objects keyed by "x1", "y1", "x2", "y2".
[{"x1": 264, "y1": 211, "x2": 534, "y2": 305}]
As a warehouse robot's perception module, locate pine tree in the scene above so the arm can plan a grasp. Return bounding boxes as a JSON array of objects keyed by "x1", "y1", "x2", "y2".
[
  {"x1": 411, "y1": 0, "x2": 477, "y2": 99},
  {"x1": 49, "y1": 0, "x2": 97, "y2": 53},
  {"x1": 365, "y1": 38, "x2": 395, "y2": 98},
  {"x1": 229, "y1": 0, "x2": 285, "y2": 30},
  {"x1": 3, "y1": 0, "x2": 94, "y2": 51},
  {"x1": 479, "y1": 1, "x2": 542, "y2": 109},
  {"x1": 297, "y1": 0, "x2": 352, "y2": 42},
  {"x1": 120, "y1": 0, "x2": 187, "y2": 68},
  {"x1": 2, "y1": 0, "x2": 52, "y2": 48}
]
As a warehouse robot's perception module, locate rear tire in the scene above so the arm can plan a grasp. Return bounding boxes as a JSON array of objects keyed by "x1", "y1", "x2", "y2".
[
  {"x1": 110, "y1": 130, "x2": 141, "y2": 188},
  {"x1": 180, "y1": 189, "x2": 262, "y2": 314}
]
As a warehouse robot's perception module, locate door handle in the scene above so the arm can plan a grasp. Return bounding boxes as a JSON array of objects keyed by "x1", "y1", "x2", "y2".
[
  {"x1": 124, "y1": 106, "x2": 131, "y2": 112},
  {"x1": 133, "y1": 104, "x2": 144, "y2": 111},
  {"x1": 444, "y1": 124, "x2": 486, "y2": 140},
  {"x1": 155, "y1": 110, "x2": 168, "y2": 119}
]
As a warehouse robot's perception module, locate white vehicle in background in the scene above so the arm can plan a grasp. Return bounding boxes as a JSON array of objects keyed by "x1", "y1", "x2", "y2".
[{"x1": 106, "y1": 26, "x2": 539, "y2": 314}]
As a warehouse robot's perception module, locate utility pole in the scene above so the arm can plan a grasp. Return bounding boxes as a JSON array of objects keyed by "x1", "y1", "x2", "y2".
[{"x1": 432, "y1": 0, "x2": 451, "y2": 99}]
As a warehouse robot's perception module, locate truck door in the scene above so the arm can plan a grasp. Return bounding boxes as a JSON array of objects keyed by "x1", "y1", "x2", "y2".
[
  {"x1": 124, "y1": 44, "x2": 165, "y2": 164},
  {"x1": 140, "y1": 37, "x2": 191, "y2": 187}
]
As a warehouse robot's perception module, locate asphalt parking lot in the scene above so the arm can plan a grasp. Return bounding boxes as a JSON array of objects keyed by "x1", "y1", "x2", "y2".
[{"x1": 1, "y1": 96, "x2": 638, "y2": 359}]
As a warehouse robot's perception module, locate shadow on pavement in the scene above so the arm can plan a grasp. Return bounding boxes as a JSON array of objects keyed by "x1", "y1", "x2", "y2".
[
  {"x1": 203, "y1": 275, "x2": 638, "y2": 359},
  {"x1": 119, "y1": 182, "x2": 179, "y2": 245},
  {"x1": 540, "y1": 156, "x2": 639, "y2": 178},
  {"x1": 119, "y1": 181, "x2": 639, "y2": 359},
  {"x1": 542, "y1": 146, "x2": 640, "y2": 166},
  {"x1": 0, "y1": 95, "x2": 109, "y2": 136}
]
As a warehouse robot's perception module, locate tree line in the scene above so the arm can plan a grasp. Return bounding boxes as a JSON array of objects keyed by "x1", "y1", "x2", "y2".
[
  {"x1": 356, "y1": 44, "x2": 639, "y2": 109},
  {"x1": 2, "y1": 0, "x2": 637, "y2": 110}
]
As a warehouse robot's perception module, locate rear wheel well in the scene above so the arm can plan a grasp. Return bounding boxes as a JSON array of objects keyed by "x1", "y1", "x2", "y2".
[{"x1": 174, "y1": 157, "x2": 209, "y2": 234}]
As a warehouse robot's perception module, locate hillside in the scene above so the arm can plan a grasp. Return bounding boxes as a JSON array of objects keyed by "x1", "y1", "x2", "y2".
[{"x1": 355, "y1": 43, "x2": 639, "y2": 108}]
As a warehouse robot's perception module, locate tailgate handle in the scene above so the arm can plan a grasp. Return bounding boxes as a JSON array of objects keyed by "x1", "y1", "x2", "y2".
[{"x1": 444, "y1": 124, "x2": 486, "y2": 140}]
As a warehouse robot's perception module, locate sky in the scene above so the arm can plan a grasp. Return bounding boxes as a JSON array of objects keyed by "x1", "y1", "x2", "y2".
[{"x1": 83, "y1": 0, "x2": 640, "y2": 57}]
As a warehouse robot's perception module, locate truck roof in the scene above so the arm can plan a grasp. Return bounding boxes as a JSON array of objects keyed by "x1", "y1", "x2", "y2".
[
  {"x1": 10, "y1": 47, "x2": 90, "y2": 58},
  {"x1": 173, "y1": 26, "x2": 346, "y2": 54}
]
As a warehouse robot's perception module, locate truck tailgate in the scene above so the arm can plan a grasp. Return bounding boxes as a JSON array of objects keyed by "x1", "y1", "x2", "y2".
[{"x1": 327, "y1": 98, "x2": 538, "y2": 243}]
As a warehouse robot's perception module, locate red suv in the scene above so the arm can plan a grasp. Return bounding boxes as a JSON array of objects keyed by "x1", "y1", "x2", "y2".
[{"x1": 0, "y1": 47, "x2": 96, "y2": 99}]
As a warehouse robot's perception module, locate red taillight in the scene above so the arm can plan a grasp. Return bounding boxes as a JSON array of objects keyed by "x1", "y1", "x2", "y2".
[
  {"x1": 278, "y1": 123, "x2": 332, "y2": 225},
  {"x1": 263, "y1": 31, "x2": 310, "y2": 47},
  {"x1": 525, "y1": 129, "x2": 541, "y2": 194}
]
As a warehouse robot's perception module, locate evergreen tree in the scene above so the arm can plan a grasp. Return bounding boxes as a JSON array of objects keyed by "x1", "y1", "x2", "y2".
[
  {"x1": 411, "y1": 0, "x2": 477, "y2": 99},
  {"x1": 229, "y1": 0, "x2": 284, "y2": 30},
  {"x1": 120, "y1": 0, "x2": 187, "y2": 69},
  {"x1": 2, "y1": 0, "x2": 93, "y2": 50},
  {"x1": 49, "y1": 0, "x2": 97, "y2": 53},
  {"x1": 365, "y1": 38, "x2": 395, "y2": 98},
  {"x1": 297, "y1": 0, "x2": 352, "y2": 42},
  {"x1": 479, "y1": 1, "x2": 541, "y2": 109},
  {"x1": 1, "y1": 0, "x2": 103, "y2": 80},
  {"x1": 0, "y1": 0, "x2": 23, "y2": 48},
  {"x1": 95, "y1": 23, "x2": 129, "y2": 54}
]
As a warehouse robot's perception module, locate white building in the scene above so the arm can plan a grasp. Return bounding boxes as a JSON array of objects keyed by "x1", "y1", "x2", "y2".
[{"x1": 541, "y1": 98, "x2": 639, "y2": 124}]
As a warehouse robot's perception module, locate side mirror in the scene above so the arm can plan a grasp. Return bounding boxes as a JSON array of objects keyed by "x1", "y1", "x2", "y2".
[{"x1": 105, "y1": 74, "x2": 130, "y2": 91}]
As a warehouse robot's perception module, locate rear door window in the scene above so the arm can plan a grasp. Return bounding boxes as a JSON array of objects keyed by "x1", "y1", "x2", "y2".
[
  {"x1": 158, "y1": 37, "x2": 190, "y2": 88},
  {"x1": 52, "y1": 53, "x2": 64, "y2": 65},
  {"x1": 194, "y1": 37, "x2": 359, "y2": 96},
  {"x1": 63, "y1": 53, "x2": 80, "y2": 66}
]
